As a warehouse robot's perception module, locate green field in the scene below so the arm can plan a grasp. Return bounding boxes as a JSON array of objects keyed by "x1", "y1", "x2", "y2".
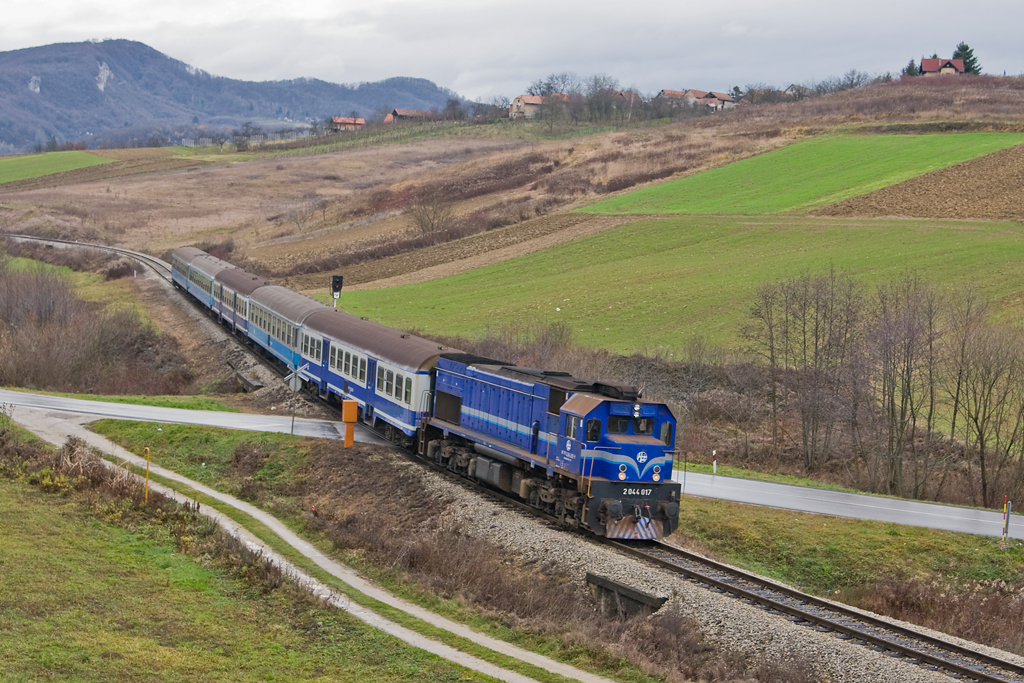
[
  {"x1": 0, "y1": 478, "x2": 489, "y2": 683},
  {"x1": 580, "y1": 133, "x2": 1024, "y2": 215},
  {"x1": 0, "y1": 150, "x2": 113, "y2": 184},
  {"x1": 333, "y1": 215, "x2": 1024, "y2": 353}
]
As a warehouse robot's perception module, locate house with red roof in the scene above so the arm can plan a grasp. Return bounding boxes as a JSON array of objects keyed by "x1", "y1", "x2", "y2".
[
  {"x1": 699, "y1": 91, "x2": 737, "y2": 110},
  {"x1": 329, "y1": 116, "x2": 365, "y2": 132},
  {"x1": 920, "y1": 58, "x2": 965, "y2": 76}
]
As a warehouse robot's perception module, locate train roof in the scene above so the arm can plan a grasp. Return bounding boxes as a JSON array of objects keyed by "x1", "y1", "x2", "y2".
[
  {"x1": 455, "y1": 358, "x2": 641, "y2": 401},
  {"x1": 250, "y1": 286, "x2": 327, "y2": 324},
  {"x1": 217, "y1": 267, "x2": 273, "y2": 296},
  {"x1": 305, "y1": 309, "x2": 461, "y2": 371},
  {"x1": 171, "y1": 246, "x2": 207, "y2": 264},
  {"x1": 190, "y1": 253, "x2": 237, "y2": 279}
]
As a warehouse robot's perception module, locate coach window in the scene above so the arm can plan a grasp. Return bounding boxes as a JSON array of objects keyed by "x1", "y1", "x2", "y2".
[
  {"x1": 404, "y1": 377, "x2": 412, "y2": 404},
  {"x1": 359, "y1": 358, "x2": 367, "y2": 382},
  {"x1": 377, "y1": 367, "x2": 385, "y2": 392},
  {"x1": 343, "y1": 352, "x2": 351, "y2": 375},
  {"x1": 660, "y1": 422, "x2": 673, "y2": 447},
  {"x1": 330, "y1": 347, "x2": 337, "y2": 369},
  {"x1": 386, "y1": 371, "x2": 394, "y2": 396},
  {"x1": 586, "y1": 419, "x2": 601, "y2": 442}
]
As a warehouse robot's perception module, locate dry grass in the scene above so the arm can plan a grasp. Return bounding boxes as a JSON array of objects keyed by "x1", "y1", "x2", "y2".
[
  {"x1": 292, "y1": 439, "x2": 813, "y2": 682},
  {"x1": 0, "y1": 254, "x2": 190, "y2": 394}
]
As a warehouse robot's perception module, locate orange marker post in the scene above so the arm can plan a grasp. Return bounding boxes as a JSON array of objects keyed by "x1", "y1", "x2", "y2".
[
  {"x1": 144, "y1": 447, "x2": 151, "y2": 504},
  {"x1": 342, "y1": 400, "x2": 358, "y2": 448}
]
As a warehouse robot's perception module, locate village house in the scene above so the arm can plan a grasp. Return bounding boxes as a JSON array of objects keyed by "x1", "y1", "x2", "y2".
[
  {"x1": 699, "y1": 91, "x2": 738, "y2": 110},
  {"x1": 920, "y1": 58, "x2": 965, "y2": 76},
  {"x1": 784, "y1": 84, "x2": 814, "y2": 98},
  {"x1": 508, "y1": 93, "x2": 572, "y2": 119},
  {"x1": 509, "y1": 94, "x2": 544, "y2": 119},
  {"x1": 328, "y1": 116, "x2": 365, "y2": 132},
  {"x1": 655, "y1": 89, "x2": 708, "y2": 106},
  {"x1": 383, "y1": 109, "x2": 433, "y2": 123}
]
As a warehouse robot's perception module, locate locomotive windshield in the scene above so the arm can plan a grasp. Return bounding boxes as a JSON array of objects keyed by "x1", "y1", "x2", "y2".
[{"x1": 607, "y1": 416, "x2": 657, "y2": 435}]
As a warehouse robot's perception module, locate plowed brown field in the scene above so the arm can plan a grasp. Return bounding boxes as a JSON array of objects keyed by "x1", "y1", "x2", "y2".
[{"x1": 815, "y1": 143, "x2": 1024, "y2": 222}]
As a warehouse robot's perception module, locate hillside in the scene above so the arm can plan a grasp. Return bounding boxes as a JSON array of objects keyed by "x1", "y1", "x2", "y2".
[{"x1": 0, "y1": 39, "x2": 459, "y2": 154}]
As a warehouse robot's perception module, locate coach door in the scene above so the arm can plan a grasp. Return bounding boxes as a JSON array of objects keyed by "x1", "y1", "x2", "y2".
[
  {"x1": 365, "y1": 359, "x2": 377, "y2": 421},
  {"x1": 319, "y1": 339, "x2": 330, "y2": 393}
]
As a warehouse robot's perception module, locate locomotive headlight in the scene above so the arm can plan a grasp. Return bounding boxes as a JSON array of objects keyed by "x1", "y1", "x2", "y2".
[
  {"x1": 618, "y1": 464, "x2": 627, "y2": 480},
  {"x1": 618, "y1": 472, "x2": 627, "y2": 480},
  {"x1": 653, "y1": 474, "x2": 661, "y2": 481},
  {"x1": 653, "y1": 465, "x2": 661, "y2": 474},
  {"x1": 619, "y1": 464, "x2": 627, "y2": 473},
  {"x1": 633, "y1": 403, "x2": 640, "y2": 417}
]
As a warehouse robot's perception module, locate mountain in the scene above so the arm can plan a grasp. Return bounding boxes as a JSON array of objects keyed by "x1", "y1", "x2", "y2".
[{"x1": 0, "y1": 39, "x2": 460, "y2": 153}]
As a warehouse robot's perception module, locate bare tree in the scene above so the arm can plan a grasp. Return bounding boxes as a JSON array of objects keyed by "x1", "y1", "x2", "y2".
[
  {"x1": 866, "y1": 275, "x2": 943, "y2": 496},
  {"x1": 528, "y1": 72, "x2": 582, "y2": 97},
  {"x1": 408, "y1": 187, "x2": 455, "y2": 235}
]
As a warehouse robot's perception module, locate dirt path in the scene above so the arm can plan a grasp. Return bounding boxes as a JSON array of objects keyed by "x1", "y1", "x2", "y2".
[{"x1": 10, "y1": 404, "x2": 618, "y2": 683}]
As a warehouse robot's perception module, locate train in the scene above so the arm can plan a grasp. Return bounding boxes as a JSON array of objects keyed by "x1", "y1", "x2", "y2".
[{"x1": 171, "y1": 246, "x2": 681, "y2": 539}]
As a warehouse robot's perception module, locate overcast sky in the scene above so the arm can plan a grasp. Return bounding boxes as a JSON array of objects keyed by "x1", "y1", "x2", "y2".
[{"x1": 3, "y1": 0, "x2": 1021, "y2": 101}]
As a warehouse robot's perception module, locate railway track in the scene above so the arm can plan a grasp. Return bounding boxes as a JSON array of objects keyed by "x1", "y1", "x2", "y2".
[
  {"x1": 12, "y1": 234, "x2": 1024, "y2": 682},
  {"x1": 8, "y1": 235, "x2": 175, "y2": 282},
  {"x1": 607, "y1": 540, "x2": 1024, "y2": 683}
]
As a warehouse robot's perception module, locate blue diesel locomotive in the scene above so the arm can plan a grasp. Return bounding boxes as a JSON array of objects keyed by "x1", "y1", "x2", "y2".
[{"x1": 171, "y1": 247, "x2": 681, "y2": 538}]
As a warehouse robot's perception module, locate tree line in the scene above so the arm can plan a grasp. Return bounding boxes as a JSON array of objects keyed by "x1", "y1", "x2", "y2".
[{"x1": 742, "y1": 270, "x2": 1022, "y2": 508}]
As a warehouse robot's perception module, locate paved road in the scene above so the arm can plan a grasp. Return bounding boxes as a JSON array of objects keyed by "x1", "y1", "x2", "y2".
[
  {"x1": 3, "y1": 388, "x2": 1018, "y2": 540},
  {"x1": 673, "y1": 469, "x2": 1022, "y2": 540},
  {"x1": 0, "y1": 389, "x2": 389, "y2": 446}
]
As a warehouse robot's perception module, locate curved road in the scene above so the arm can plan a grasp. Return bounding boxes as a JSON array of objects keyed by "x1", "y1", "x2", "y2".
[{"x1": 2, "y1": 388, "x2": 1019, "y2": 540}]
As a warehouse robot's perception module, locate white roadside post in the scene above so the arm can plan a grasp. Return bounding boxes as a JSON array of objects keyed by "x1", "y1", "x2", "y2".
[{"x1": 283, "y1": 363, "x2": 309, "y2": 435}]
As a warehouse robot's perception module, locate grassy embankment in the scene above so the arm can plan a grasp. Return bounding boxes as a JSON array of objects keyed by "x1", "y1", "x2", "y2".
[
  {"x1": 88, "y1": 420, "x2": 791, "y2": 683},
  {"x1": 0, "y1": 477, "x2": 497, "y2": 683},
  {"x1": 327, "y1": 133, "x2": 1024, "y2": 354},
  {"x1": 0, "y1": 150, "x2": 114, "y2": 184},
  {"x1": 90, "y1": 420, "x2": 1024, "y2": 655}
]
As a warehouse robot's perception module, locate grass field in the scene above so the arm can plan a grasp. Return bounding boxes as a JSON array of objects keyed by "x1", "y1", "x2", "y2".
[
  {"x1": 676, "y1": 496, "x2": 1024, "y2": 594},
  {"x1": 0, "y1": 478, "x2": 490, "y2": 683},
  {"x1": 0, "y1": 150, "x2": 113, "y2": 184},
  {"x1": 579, "y1": 133, "x2": 1024, "y2": 215},
  {"x1": 332, "y1": 215, "x2": 1024, "y2": 353}
]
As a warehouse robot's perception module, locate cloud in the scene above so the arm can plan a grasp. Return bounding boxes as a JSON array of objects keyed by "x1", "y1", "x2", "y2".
[{"x1": 2, "y1": 0, "x2": 1022, "y2": 101}]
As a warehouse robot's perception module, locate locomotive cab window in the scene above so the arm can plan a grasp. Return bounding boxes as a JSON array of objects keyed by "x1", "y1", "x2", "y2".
[
  {"x1": 586, "y1": 419, "x2": 601, "y2": 442},
  {"x1": 635, "y1": 417, "x2": 655, "y2": 435},
  {"x1": 607, "y1": 416, "x2": 630, "y2": 434},
  {"x1": 565, "y1": 415, "x2": 579, "y2": 440},
  {"x1": 660, "y1": 422, "x2": 674, "y2": 447}
]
